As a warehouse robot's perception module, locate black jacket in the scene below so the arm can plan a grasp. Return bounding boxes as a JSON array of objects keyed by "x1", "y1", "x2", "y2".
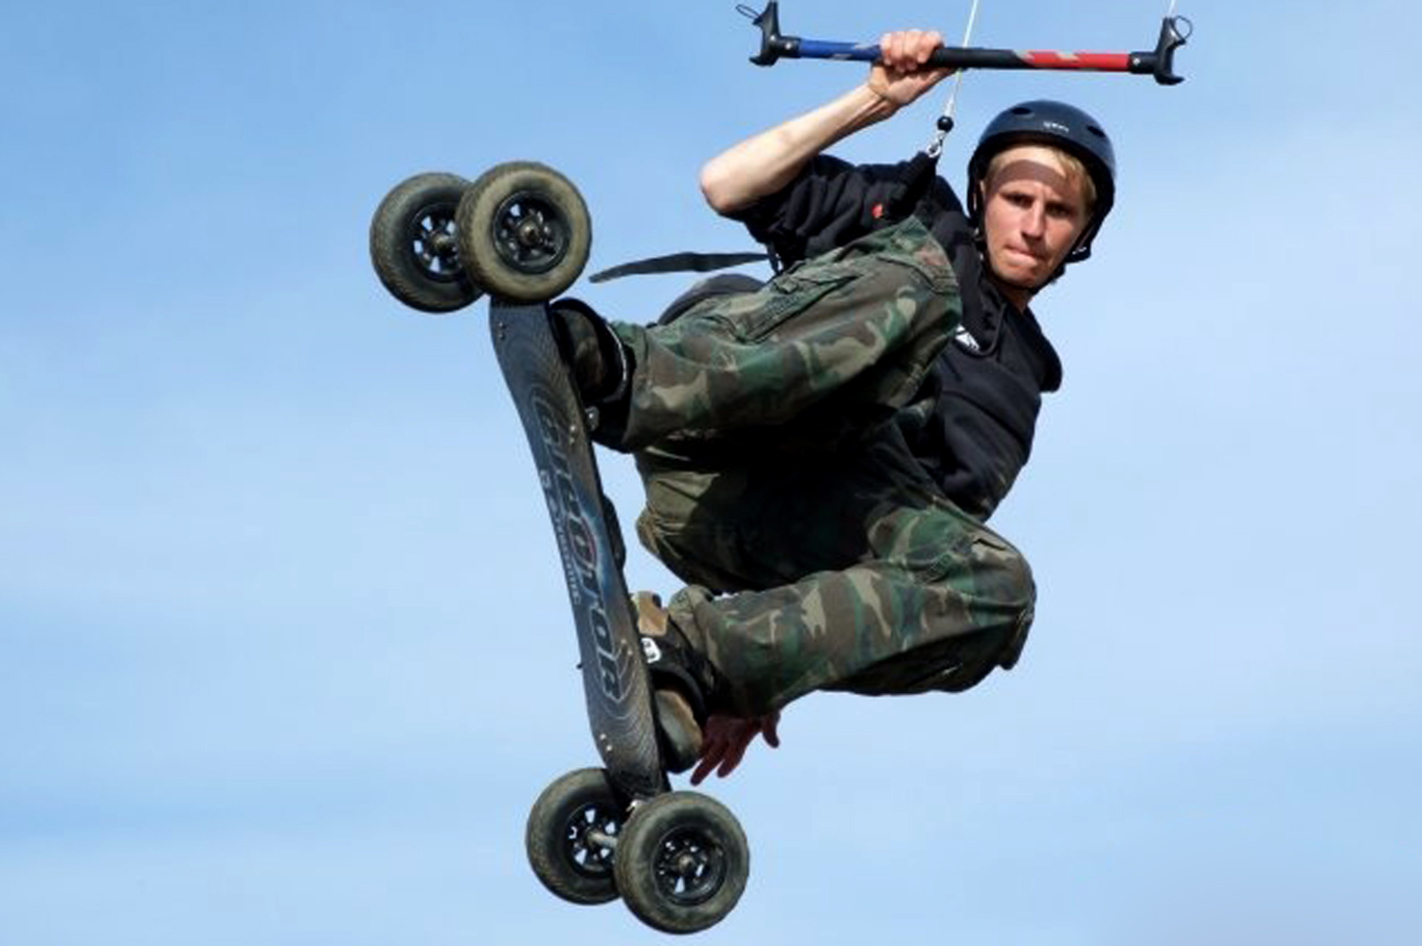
[{"x1": 729, "y1": 153, "x2": 1063, "y2": 520}]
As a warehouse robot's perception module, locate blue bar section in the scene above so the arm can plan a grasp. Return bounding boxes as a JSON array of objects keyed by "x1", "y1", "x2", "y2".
[{"x1": 796, "y1": 39, "x2": 879, "y2": 62}]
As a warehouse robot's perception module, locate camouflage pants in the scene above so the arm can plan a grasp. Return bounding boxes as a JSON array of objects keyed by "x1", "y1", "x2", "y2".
[{"x1": 606, "y1": 218, "x2": 1036, "y2": 717}]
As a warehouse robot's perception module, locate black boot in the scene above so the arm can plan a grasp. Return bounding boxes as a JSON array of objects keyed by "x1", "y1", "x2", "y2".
[
  {"x1": 549, "y1": 298, "x2": 629, "y2": 406},
  {"x1": 632, "y1": 591, "x2": 721, "y2": 774}
]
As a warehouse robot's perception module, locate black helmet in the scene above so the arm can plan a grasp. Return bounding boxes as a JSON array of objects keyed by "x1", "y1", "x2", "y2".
[{"x1": 967, "y1": 100, "x2": 1116, "y2": 264}]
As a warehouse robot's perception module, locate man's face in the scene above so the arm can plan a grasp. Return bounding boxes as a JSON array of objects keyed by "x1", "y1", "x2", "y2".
[{"x1": 979, "y1": 145, "x2": 1092, "y2": 302}]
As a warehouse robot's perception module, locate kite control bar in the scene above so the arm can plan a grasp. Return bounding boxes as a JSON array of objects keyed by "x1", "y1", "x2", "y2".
[{"x1": 738, "y1": 2, "x2": 1191, "y2": 85}]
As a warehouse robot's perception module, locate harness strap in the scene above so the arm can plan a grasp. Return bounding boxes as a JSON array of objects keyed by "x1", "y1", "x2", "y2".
[{"x1": 589, "y1": 251, "x2": 771, "y2": 283}]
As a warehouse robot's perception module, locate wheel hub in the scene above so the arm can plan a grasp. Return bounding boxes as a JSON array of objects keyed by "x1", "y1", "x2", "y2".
[
  {"x1": 516, "y1": 218, "x2": 549, "y2": 248},
  {"x1": 653, "y1": 830, "x2": 725, "y2": 905},
  {"x1": 491, "y1": 190, "x2": 568, "y2": 276},
  {"x1": 413, "y1": 211, "x2": 461, "y2": 281},
  {"x1": 564, "y1": 803, "x2": 618, "y2": 878}
]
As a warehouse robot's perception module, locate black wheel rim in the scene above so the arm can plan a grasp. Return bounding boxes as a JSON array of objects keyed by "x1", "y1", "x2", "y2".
[
  {"x1": 408, "y1": 205, "x2": 463, "y2": 284},
  {"x1": 651, "y1": 827, "x2": 727, "y2": 906},
  {"x1": 489, "y1": 190, "x2": 570, "y2": 276},
  {"x1": 563, "y1": 801, "x2": 619, "y2": 880}
]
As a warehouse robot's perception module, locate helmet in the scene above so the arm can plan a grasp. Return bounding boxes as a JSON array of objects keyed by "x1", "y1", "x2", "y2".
[{"x1": 966, "y1": 100, "x2": 1116, "y2": 264}]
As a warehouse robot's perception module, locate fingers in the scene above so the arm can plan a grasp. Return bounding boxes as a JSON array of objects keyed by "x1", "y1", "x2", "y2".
[
  {"x1": 716, "y1": 725, "x2": 754, "y2": 779},
  {"x1": 689, "y1": 716, "x2": 729, "y2": 785},
  {"x1": 690, "y1": 717, "x2": 749, "y2": 785},
  {"x1": 870, "y1": 29, "x2": 953, "y2": 105},
  {"x1": 762, "y1": 711, "x2": 781, "y2": 749},
  {"x1": 688, "y1": 714, "x2": 782, "y2": 785},
  {"x1": 690, "y1": 751, "x2": 718, "y2": 786},
  {"x1": 689, "y1": 717, "x2": 736, "y2": 786},
  {"x1": 878, "y1": 29, "x2": 944, "y2": 73}
]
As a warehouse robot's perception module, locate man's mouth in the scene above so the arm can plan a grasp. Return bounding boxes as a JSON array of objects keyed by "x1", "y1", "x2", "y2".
[{"x1": 1004, "y1": 246, "x2": 1042, "y2": 265}]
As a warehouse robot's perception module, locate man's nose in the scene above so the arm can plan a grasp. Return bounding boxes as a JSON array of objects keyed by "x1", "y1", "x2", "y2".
[{"x1": 1021, "y1": 204, "x2": 1046, "y2": 238}]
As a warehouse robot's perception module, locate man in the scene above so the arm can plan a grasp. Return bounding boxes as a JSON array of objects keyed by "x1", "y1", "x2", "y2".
[{"x1": 551, "y1": 30, "x2": 1116, "y2": 784}]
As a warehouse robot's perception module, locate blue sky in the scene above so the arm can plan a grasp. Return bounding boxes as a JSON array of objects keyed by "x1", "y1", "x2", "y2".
[{"x1": 2, "y1": 1, "x2": 1418, "y2": 943}]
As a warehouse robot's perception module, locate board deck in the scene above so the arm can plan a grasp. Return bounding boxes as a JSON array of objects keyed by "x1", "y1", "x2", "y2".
[{"x1": 489, "y1": 301, "x2": 666, "y2": 800}]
